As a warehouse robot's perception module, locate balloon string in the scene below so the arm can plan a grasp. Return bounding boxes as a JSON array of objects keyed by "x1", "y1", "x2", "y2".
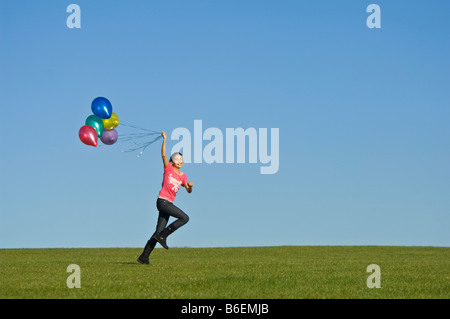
[
  {"x1": 119, "y1": 132, "x2": 160, "y2": 142},
  {"x1": 122, "y1": 135, "x2": 162, "y2": 157},
  {"x1": 120, "y1": 122, "x2": 161, "y2": 134},
  {"x1": 117, "y1": 121, "x2": 163, "y2": 157}
]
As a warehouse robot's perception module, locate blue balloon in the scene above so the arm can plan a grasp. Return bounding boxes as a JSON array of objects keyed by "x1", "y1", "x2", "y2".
[{"x1": 91, "y1": 97, "x2": 113, "y2": 119}]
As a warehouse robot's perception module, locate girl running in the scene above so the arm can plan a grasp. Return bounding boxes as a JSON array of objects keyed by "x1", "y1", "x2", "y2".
[{"x1": 137, "y1": 131, "x2": 193, "y2": 264}]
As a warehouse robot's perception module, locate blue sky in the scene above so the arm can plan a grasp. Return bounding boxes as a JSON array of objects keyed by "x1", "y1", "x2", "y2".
[{"x1": 0, "y1": 0, "x2": 449, "y2": 248}]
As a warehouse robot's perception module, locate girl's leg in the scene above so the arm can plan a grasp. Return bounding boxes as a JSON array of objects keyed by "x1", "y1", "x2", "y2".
[
  {"x1": 164, "y1": 202, "x2": 190, "y2": 230},
  {"x1": 157, "y1": 199, "x2": 190, "y2": 230},
  {"x1": 137, "y1": 211, "x2": 169, "y2": 264},
  {"x1": 153, "y1": 199, "x2": 189, "y2": 249},
  {"x1": 152, "y1": 211, "x2": 170, "y2": 238}
]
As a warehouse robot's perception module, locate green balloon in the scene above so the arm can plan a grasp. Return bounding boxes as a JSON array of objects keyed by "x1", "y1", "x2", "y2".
[{"x1": 85, "y1": 115, "x2": 104, "y2": 137}]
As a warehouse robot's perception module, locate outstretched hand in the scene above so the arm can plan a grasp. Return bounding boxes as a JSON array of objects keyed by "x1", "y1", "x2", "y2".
[{"x1": 161, "y1": 131, "x2": 167, "y2": 140}]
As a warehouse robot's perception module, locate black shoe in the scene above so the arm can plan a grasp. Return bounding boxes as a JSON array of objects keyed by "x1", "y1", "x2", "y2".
[
  {"x1": 153, "y1": 233, "x2": 169, "y2": 250},
  {"x1": 137, "y1": 240, "x2": 154, "y2": 264},
  {"x1": 137, "y1": 253, "x2": 149, "y2": 265},
  {"x1": 152, "y1": 225, "x2": 175, "y2": 250}
]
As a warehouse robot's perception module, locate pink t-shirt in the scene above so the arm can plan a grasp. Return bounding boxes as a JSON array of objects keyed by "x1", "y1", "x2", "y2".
[{"x1": 158, "y1": 164, "x2": 188, "y2": 203}]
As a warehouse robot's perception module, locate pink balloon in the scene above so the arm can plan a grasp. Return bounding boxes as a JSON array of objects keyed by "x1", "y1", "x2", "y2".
[{"x1": 79, "y1": 125, "x2": 98, "y2": 147}]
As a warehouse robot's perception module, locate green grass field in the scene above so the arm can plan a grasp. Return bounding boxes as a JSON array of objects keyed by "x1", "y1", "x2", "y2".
[{"x1": 0, "y1": 246, "x2": 448, "y2": 299}]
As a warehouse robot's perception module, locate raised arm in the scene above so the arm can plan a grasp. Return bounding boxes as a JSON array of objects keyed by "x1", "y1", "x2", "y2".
[{"x1": 161, "y1": 131, "x2": 169, "y2": 168}]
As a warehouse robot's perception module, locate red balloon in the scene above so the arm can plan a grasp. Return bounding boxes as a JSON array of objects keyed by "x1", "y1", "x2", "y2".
[{"x1": 79, "y1": 125, "x2": 98, "y2": 147}]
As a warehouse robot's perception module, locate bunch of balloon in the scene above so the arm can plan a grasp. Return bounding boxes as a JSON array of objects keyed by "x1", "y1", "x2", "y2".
[{"x1": 78, "y1": 97, "x2": 119, "y2": 147}]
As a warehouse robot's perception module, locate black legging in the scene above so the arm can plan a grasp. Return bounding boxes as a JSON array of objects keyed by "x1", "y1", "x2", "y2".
[{"x1": 147, "y1": 198, "x2": 189, "y2": 249}]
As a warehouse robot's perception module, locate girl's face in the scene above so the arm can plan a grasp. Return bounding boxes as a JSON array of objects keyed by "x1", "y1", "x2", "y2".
[{"x1": 172, "y1": 154, "x2": 183, "y2": 168}]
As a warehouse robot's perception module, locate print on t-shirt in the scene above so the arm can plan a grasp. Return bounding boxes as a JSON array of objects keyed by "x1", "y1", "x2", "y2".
[{"x1": 168, "y1": 173, "x2": 182, "y2": 192}]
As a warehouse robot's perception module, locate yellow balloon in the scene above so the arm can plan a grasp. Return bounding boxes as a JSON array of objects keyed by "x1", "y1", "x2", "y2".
[{"x1": 102, "y1": 112, "x2": 119, "y2": 130}]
